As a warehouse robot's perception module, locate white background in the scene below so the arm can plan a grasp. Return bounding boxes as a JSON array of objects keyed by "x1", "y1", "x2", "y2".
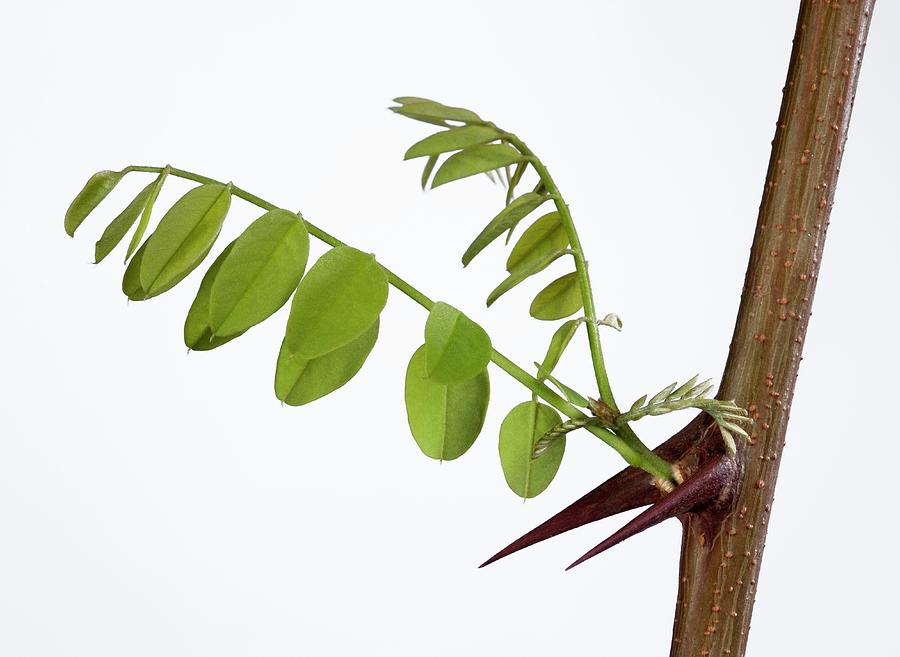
[{"x1": 1, "y1": 2, "x2": 897, "y2": 655}]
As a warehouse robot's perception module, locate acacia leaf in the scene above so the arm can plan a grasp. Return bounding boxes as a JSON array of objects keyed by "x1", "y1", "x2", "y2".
[
  {"x1": 183, "y1": 242, "x2": 244, "y2": 351},
  {"x1": 392, "y1": 99, "x2": 482, "y2": 126},
  {"x1": 283, "y1": 246, "x2": 388, "y2": 359},
  {"x1": 139, "y1": 183, "x2": 231, "y2": 297},
  {"x1": 404, "y1": 126, "x2": 500, "y2": 159},
  {"x1": 404, "y1": 344, "x2": 490, "y2": 461},
  {"x1": 529, "y1": 272, "x2": 582, "y2": 320},
  {"x1": 93, "y1": 180, "x2": 155, "y2": 263},
  {"x1": 424, "y1": 302, "x2": 492, "y2": 383},
  {"x1": 506, "y1": 211, "x2": 569, "y2": 272},
  {"x1": 208, "y1": 209, "x2": 309, "y2": 338},
  {"x1": 275, "y1": 319, "x2": 379, "y2": 406},
  {"x1": 431, "y1": 144, "x2": 523, "y2": 188},
  {"x1": 536, "y1": 319, "x2": 581, "y2": 380},
  {"x1": 64, "y1": 170, "x2": 124, "y2": 236},
  {"x1": 125, "y1": 169, "x2": 168, "y2": 261},
  {"x1": 499, "y1": 401, "x2": 565, "y2": 498},
  {"x1": 462, "y1": 192, "x2": 549, "y2": 266},
  {"x1": 486, "y1": 248, "x2": 569, "y2": 307}
]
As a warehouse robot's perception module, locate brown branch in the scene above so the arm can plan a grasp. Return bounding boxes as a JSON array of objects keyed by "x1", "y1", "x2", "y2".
[{"x1": 669, "y1": 2, "x2": 874, "y2": 656}]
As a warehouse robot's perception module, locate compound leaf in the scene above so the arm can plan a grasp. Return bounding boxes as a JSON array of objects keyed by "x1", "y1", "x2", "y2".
[
  {"x1": 424, "y1": 302, "x2": 492, "y2": 383},
  {"x1": 208, "y1": 209, "x2": 309, "y2": 338},
  {"x1": 529, "y1": 272, "x2": 582, "y2": 320},
  {"x1": 275, "y1": 319, "x2": 379, "y2": 406},
  {"x1": 94, "y1": 180, "x2": 155, "y2": 263},
  {"x1": 462, "y1": 192, "x2": 549, "y2": 266},
  {"x1": 431, "y1": 144, "x2": 523, "y2": 188},
  {"x1": 139, "y1": 183, "x2": 231, "y2": 297},
  {"x1": 405, "y1": 344, "x2": 490, "y2": 461},
  {"x1": 506, "y1": 211, "x2": 569, "y2": 272},
  {"x1": 64, "y1": 169, "x2": 124, "y2": 236},
  {"x1": 404, "y1": 126, "x2": 500, "y2": 159},
  {"x1": 499, "y1": 401, "x2": 565, "y2": 498},
  {"x1": 283, "y1": 246, "x2": 388, "y2": 359}
]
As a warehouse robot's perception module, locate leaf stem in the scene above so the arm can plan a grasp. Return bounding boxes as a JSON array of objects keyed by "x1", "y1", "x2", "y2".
[
  {"x1": 496, "y1": 136, "x2": 617, "y2": 411},
  {"x1": 121, "y1": 164, "x2": 674, "y2": 481}
]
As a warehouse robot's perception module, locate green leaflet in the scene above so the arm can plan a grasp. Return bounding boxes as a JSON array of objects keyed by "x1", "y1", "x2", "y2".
[
  {"x1": 421, "y1": 155, "x2": 438, "y2": 190},
  {"x1": 283, "y1": 245, "x2": 388, "y2": 359},
  {"x1": 529, "y1": 272, "x2": 582, "y2": 320},
  {"x1": 275, "y1": 319, "x2": 379, "y2": 406},
  {"x1": 64, "y1": 169, "x2": 124, "y2": 236},
  {"x1": 424, "y1": 302, "x2": 492, "y2": 383},
  {"x1": 431, "y1": 144, "x2": 523, "y2": 188},
  {"x1": 183, "y1": 242, "x2": 245, "y2": 351},
  {"x1": 462, "y1": 192, "x2": 549, "y2": 266},
  {"x1": 404, "y1": 126, "x2": 500, "y2": 159},
  {"x1": 391, "y1": 98, "x2": 482, "y2": 126},
  {"x1": 536, "y1": 319, "x2": 581, "y2": 380},
  {"x1": 126, "y1": 168, "x2": 168, "y2": 261},
  {"x1": 499, "y1": 401, "x2": 565, "y2": 498},
  {"x1": 123, "y1": 239, "x2": 214, "y2": 301},
  {"x1": 94, "y1": 180, "x2": 155, "y2": 263},
  {"x1": 404, "y1": 344, "x2": 490, "y2": 461},
  {"x1": 506, "y1": 211, "x2": 569, "y2": 272},
  {"x1": 486, "y1": 248, "x2": 569, "y2": 307},
  {"x1": 139, "y1": 183, "x2": 232, "y2": 297},
  {"x1": 208, "y1": 209, "x2": 310, "y2": 338}
]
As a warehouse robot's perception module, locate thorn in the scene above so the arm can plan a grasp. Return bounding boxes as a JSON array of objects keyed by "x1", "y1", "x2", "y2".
[
  {"x1": 566, "y1": 453, "x2": 737, "y2": 570},
  {"x1": 479, "y1": 415, "x2": 705, "y2": 568}
]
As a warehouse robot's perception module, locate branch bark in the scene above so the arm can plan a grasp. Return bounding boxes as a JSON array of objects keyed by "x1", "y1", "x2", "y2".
[{"x1": 669, "y1": 2, "x2": 874, "y2": 655}]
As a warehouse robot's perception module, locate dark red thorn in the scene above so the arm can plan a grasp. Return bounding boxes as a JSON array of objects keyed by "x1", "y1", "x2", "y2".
[
  {"x1": 479, "y1": 415, "x2": 705, "y2": 568},
  {"x1": 565, "y1": 452, "x2": 738, "y2": 571}
]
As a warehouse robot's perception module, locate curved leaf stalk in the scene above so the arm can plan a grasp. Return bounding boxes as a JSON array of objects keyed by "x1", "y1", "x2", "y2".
[
  {"x1": 493, "y1": 135, "x2": 614, "y2": 407},
  {"x1": 490, "y1": 135, "x2": 653, "y2": 459},
  {"x1": 121, "y1": 165, "x2": 675, "y2": 482}
]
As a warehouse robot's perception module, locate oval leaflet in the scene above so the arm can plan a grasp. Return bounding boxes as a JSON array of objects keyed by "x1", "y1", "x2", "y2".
[
  {"x1": 209, "y1": 209, "x2": 310, "y2": 338},
  {"x1": 405, "y1": 345, "x2": 490, "y2": 461},
  {"x1": 283, "y1": 245, "x2": 388, "y2": 359},
  {"x1": 499, "y1": 401, "x2": 565, "y2": 498}
]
